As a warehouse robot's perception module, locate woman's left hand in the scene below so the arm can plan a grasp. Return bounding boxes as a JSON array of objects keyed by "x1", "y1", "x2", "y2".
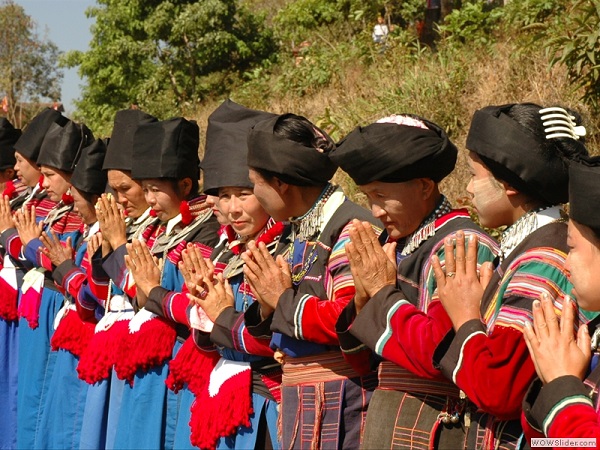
[
  {"x1": 432, "y1": 231, "x2": 494, "y2": 330},
  {"x1": 242, "y1": 240, "x2": 291, "y2": 316},
  {"x1": 40, "y1": 230, "x2": 73, "y2": 267},
  {"x1": 124, "y1": 239, "x2": 161, "y2": 299},
  {"x1": 523, "y1": 293, "x2": 591, "y2": 384},
  {"x1": 187, "y1": 273, "x2": 234, "y2": 323}
]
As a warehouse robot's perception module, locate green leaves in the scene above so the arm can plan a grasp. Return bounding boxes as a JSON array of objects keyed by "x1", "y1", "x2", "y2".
[
  {"x1": 69, "y1": 0, "x2": 275, "y2": 133},
  {"x1": 0, "y1": 0, "x2": 63, "y2": 127}
]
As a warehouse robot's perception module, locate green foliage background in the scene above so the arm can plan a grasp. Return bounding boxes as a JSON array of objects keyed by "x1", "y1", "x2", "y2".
[{"x1": 62, "y1": 0, "x2": 600, "y2": 208}]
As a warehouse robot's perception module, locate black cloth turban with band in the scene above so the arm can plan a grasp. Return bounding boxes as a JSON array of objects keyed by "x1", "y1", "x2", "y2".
[
  {"x1": 247, "y1": 115, "x2": 338, "y2": 186},
  {"x1": 203, "y1": 99, "x2": 277, "y2": 196},
  {"x1": 569, "y1": 158, "x2": 600, "y2": 230},
  {"x1": 466, "y1": 104, "x2": 569, "y2": 205},
  {"x1": 330, "y1": 117, "x2": 457, "y2": 185},
  {"x1": 0, "y1": 118, "x2": 21, "y2": 170}
]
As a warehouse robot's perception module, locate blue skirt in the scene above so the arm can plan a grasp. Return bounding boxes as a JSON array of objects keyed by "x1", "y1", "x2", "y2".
[
  {"x1": 0, "y1": 318, "x2": 18, "y2": 450},
  {"x1": 38, "y1": 349, "x2": 88, "y2": 449},
  {"x1": 80, "y1": 377, "x2": 110, "y2": 450},
  {"x1": 112, "y1": 363, "x2": 171, "y2": 449},
  {"x1": 17, "y1": 287, "x2": 63, "y2": 449},
  {"x1": 216, "y1": 392, "x2": 280, "y2": 449}
]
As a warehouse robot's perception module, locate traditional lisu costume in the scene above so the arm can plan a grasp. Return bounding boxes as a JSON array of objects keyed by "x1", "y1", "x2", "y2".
[
  {"x1": 432, "y1": 105, "x2": 595, "y2": 449},
  {"x1": 110, "y1": 117, "x2": 220, "y2": 450},
  {"x1": 37, "y1": 138, "x2": 107, "y2": 448},
  {"x1": 16, "y1": 118, "x2": 93, "y2": 449},
  {"x1": 77, "y1": 109, "x2": 159, "y2": 450},
  {"x1": 329, "y1": 116, "x2": 499, "y2": 449},
  {"x1": 159, "y1": 99, "x2": 283, "y2": 449},
  {"x1": 0, "y1": 117, "x2": 23, "y2": 450},
  {"x1": 243, "y1": 115, "x2": 380, "y2": 449},
  {"x1": 521, "y1": 158, "x2": 600, "y2": 443}
]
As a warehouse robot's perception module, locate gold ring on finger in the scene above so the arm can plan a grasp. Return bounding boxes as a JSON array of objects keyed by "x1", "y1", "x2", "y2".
[{"x1": 446, "y1": 272, "x2": 456, "y2": 278}]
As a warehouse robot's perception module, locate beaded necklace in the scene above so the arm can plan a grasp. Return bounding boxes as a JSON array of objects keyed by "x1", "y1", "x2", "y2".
[{"x1": 287, "y1": 183, "x2": 337, "y2": 285}]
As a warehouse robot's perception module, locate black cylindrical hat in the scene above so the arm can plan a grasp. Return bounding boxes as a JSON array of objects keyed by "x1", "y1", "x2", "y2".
[
  {"x1": 70, "y1": 139, "x2": 108, "y2": 195},
  {"x1": 0, "y1": 118, "x2": 22, "y2": 169},
  {"x1": 131, "y1": 117, "x2": 200, "y2": 181},
  {"x1": 13, "y1": 108, "x2": 67, "y2": 162},
  {"x1": 37, "y1": 120, "x2": 94, "y2": 172},
  {"x1": 203, "y1": 99, "x2": 276, "y2": 195},
  {"x1": 103, "y1": 109, "x2": 158, "y2": 171}
]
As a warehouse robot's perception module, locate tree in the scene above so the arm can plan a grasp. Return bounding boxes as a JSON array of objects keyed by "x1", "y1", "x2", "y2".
[
  {"x1": 0, "y1": 0, "x2": 63, "y2": 128},
  {"x1": 64, "y1": 0, "x2": 276, "y2": 134}
]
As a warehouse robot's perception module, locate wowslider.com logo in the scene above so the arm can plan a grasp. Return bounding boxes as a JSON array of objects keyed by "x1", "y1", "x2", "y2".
[{"x1": 531, "y1": 438, "x2": 596, "y2": 448}]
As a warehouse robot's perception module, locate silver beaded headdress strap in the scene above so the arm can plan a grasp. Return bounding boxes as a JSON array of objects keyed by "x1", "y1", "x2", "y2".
[{"x1": 539, "y1": 107, "x2": 586, "y2": 140}]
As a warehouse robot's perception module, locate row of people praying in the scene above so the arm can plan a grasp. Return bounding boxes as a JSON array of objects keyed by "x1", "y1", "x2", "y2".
[{"x1": 0, "y1": 99, "x2": 598, "y2": 450}]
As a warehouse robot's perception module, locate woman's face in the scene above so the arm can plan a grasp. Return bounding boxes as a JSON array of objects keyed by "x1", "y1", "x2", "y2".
[
  {"x1": 565, "y1": 220, "x2": 600, "y2": 311},
  {"x1": 14, "y1": 152, "x2": 41, "y2": 188},
  {"x1": 466, "y1": 152, "x2": 513, "y2": 229},
  {"x1": 107, "y1": 169, "x2": 148, "y2": 219},
  {"x1": 248, "y1": 169, "x2": 289, "y2": 222},
  {"x1": 40, "y1": 166, "x2": 71, "y2": 202},
  {"x1": 360, "y1": 179, "x2": 432, "y2": 241},
  {"x1": 218, "y1": 186, "x2": 270, "y2": 238},
  {"x1": 71, "y1": 187, "x2": 97, "y2": 225},
  {"x1": 141, "y1": 178, "x2": 181, "y2": 222}
]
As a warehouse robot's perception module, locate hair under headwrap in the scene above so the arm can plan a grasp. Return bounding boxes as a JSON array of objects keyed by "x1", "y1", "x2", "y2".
[
  {"x1": 329, "y1": 115, "x2": 457, "y2": 185},
  {"x1": 466, "y1": 104, "x2": 575, "y2": 205},
  {"x1": 247, "y1": 114, "x2": 338, "y2": 186}
]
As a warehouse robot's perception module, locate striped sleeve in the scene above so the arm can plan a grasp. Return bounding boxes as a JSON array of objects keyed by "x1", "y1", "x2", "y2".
[
  {"x1": 434, "y1": 248, "x2": 573, "y2": 420},
  {"x1": 522, "y1": 375, "x2": 600, "y2": 443},
  {"x1": 211, "y1": 307, "x2": 275, "y2": 357},
  {"x1": 271, "y1": 221, "x2": 365, "y2": 346}
]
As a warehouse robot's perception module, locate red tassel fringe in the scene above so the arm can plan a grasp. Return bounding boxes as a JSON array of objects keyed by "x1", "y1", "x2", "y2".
[
  {"x1": 77, "y1": 319, "x2": 130, "y2": 384},
  {"x1": 18, "y1": 285, "x2": 42, "y2": 329},
  {"x1": 180, "y1": 200, "x2": 193, "y2": 226},
  {"x1": 50, "y1": 308, "x2": 95, "y2": 357},
  {"x1": 2, "y1": 180, "x2": 15, "y2": 198},
  {"x1": 114, "y1": 316, "x2": 177, "y2": 385},
  {"x1": 0, "y1": 277, "x2": 18, "y2": 321},
  {"x1": 166, "y1": 336, "x2": 220, "y2": 394},
  {"x1": 189, "y1": 366, "x2": 253, "y2": 450}
]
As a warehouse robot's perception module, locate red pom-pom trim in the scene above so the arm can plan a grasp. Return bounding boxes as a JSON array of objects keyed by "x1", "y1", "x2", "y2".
[{"x1": 180, "y1": 200, "x2": 193, "y2": 226}]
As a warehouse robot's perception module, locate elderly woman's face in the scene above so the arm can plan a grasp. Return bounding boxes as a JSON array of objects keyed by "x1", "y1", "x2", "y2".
[
  {"x1": 565, "y1": 219, "x2": 600, "y2": 311},
  {"x1": 360, "y1": 179, "x2": 431, "y2": 241}
]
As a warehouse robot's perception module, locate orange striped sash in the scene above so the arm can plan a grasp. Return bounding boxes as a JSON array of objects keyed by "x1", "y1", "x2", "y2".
[
  {"x1": 282, "y1": 351, "x2": 361, "y2": 385},
  {"x1": 378, "y1": 361, "x2": 459, "y2": 398}
]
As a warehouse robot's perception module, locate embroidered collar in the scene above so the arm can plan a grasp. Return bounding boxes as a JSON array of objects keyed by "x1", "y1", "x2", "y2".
[
  {"x1": 398, "y1": 196, "x2": 453, "y2": 256},
  {"x1": 289, "y1": 184, "x2": 345, "y2": 242},
  {"x1": 500, "y1": 205, "x2": 564, "y2": 261}
]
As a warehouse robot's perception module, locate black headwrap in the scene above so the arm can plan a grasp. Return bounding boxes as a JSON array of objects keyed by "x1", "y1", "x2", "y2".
[
  {"x1": 103, "y1": 109, "x2": 158, "y2": 171},
  {"x1": 0, "y1": 118, "x2": 21, "y2": 170},
  {"x1": 329, "y1": 116, "x2": 457, "y2": 185},
  {"x1": 203, "y1": 100, "x2": 277, "y2": 195},
  {"x1": 37, "y1": 120, "x2": 94, "y2": 173},
  {"x1": 247, "y1": 115, "x2": 338, "y2": 186},
  {"x1": 14, "y1": 108, "x2": 67, "y2": 162},
  {"x1": 131, "y1": 117, "x2": 200, "y2": 181},
  {"x1": 70, "y1": 139, "x2": 108, "y2": 196},
  {"x1": 466, "y1": 104, "x2": 570, "y2": 205},
  {"x1": 569, "y1": 157, "x2": 600, "y2": 231}
]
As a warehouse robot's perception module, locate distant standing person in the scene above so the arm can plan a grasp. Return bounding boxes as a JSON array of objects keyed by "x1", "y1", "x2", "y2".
[{"x1": 372, "y1": 15, "x2": 389, "y2": 44}]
